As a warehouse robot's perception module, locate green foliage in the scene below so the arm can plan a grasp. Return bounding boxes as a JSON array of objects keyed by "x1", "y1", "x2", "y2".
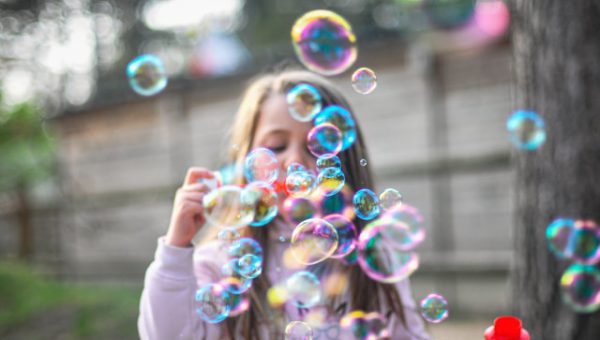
[
  {"x1": 0, "y1": 95, "x2": 56, "y2": 192},
  {"x1": 0, "y1": 261, "x2": 140, "y2": 338}
]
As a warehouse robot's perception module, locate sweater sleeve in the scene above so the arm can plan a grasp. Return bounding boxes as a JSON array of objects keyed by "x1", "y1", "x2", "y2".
[
  {"x1": 388, "y1": 278, "x2": 431, "y2": 340},
  {"x1": 138, "y1": 237, "x2": 224, "y2": 340}
]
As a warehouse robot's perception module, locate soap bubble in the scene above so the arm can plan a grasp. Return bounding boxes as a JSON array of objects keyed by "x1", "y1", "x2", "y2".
[
  {"x1": 547, "y1": 219, "x2": 600, "y2": 265},
  {"x1": 220, "y1": 261, "x2": 253, "y2": 294},
  {"x1": 324, "y1": 214, "x2": 357, "y2": 258},
  {"x1": 127, "y1": 54, "x2": 168, "y2": 96},
  {"x1": 316, "y1": 154, "x2": 342, "y2": 172},
  {"x1": 359, "y1": 159, "x2": 367, "y2": 167},
  {"x1": 354, "y1": 189, "x2": 380, "y2": 220},
  {"x1": 340, "y1": 310, "x2": 389, "y2": 340},
  {"x1": 317, "y1": 167, "x2": 345, "y2": 197},
  {"x1": 237, "y1": 254, "x2": 263, "y2": 279},
  {"x1": 560, "y1": 263, "x2": 600, "y2": 313},
  {"x1": 291, "y1": 10, "x2": 357, "y2": 76},
  {"x1": 194, "y1": 283, "x2": 231, "y2": 324},
  {"x1": 244, "y1": 181, "x2": 278, "y2": 227},
  {"x1": 318, "y1": 184, "x2": 355, "y2": 220},
  {"x1": 286, "y1": 271, "x2": 322, "y2": 308},
  {"x1": 357, "y1": 219, "x2": 419, "y2": 283},
  {"x1": 351, "y1": 67, "x2": 377, "y2": 95},
  {"x1": 283, "y1": 197, "x2": 319, "y2": 224},
  {"x1": 307, "y1": 123, "x2": 343, "y2": 157},
  {"x1": 228, "y1": 237, "x2": 263, "y2": 260},
  {"x1": 507, "y1": 110, "x2": 546, "y2": 150},
  {"x1": 203, "y1": 185, "x2": 256, "y2": 228},
  {"x1": 380, "y1": 203, "x2": 426, "y2": 251},
  {"x1": 285, "y1": 321, "x2": 314, "y2": 340},
  {"x1": 217, "y1": 227, "x2": 241, "y2": 242},
  {"x1": 287, "y1": 83, "x2": 323, "y2": 122},
  {"x1": 244, "y1": 147, "x2": 279, "y2": 184},
  {"x1": 290, "y1": 218, "x2": 339, "y2": 265},
  {"x1": 228, "y1": 292, "x2": 250, "y2": 317},
  {"x1": 379, "y1": 188, "x2": 403, "y2": 211},
  {"x1": 420, "y1": 293, "x2": 449, "y2": 323},
  {"x1": 288, "y1": 162, "x2": 307, "y2": 175},
  {"x1": 286, "y1": 170, "x2": 317, "y2": 198},
  {"x1": 314, "y1": 105, "x2": 357, "y2": 151}
]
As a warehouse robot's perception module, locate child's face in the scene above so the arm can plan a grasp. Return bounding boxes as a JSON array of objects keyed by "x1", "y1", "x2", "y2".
[{"x1": 252, "y1": 93, "x2": 317, "y2": 184}]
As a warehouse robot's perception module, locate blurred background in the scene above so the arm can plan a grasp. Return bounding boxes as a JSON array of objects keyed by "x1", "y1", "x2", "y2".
[{"x1": 1, "y1": 0, "x2": 518, "y2": 338}]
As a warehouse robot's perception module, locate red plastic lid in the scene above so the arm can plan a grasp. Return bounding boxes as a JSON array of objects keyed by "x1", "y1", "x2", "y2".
[{"x1": 484, "y1": 316, "x2": 530, "y2": 340}]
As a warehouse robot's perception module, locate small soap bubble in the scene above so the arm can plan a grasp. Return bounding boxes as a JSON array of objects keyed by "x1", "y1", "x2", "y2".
[
  {"x1": 244, "y1": 147, "x2": 279, "y2": 184},
  {"x1": 217, "y1": 227, "x2": 240, "y2": 242},
  {"x1": 420, "y1": 293, "x2": 449, "y2": 323},
  {"x1": 380, "y1": 203, "x2": 426, "y2": 251},
  {"x1": 287, "y1": 83, "x2": 323, "y2": 122},
  {"x1": 287, "y1": 162, "x2": 307, "y2": 175},
  {"x1": 279, "y1": 236, "x2": 287, "y2": 243},
  {"x1": 194, "y1": 283, "x2": 231, "y2": 324},
  {"x1": 379, "y1": 188, "x2": 403, "y2": 211},
  {"x1": 203, "y1": 185, "x2": 256, "y2": 228},
  {"x1": 228, "y1": 237, "x2": 263, "y2": 260},
  {"x1": 286, "y1": 271, "x2": 322, "y2": 308},
  {"x1": 316, "y1": 154, "x2": 342, "y2": 172},
  {"x1": 286, "y1": 170, "x2": 317, "y2": 198},
  {"x1": 244, "y1": 181, "x2": 278, "y2": 227},
  {"x1": 360, "y1": 159, "x2": 367, "y2": 167},
  {"x1": 317, "y1": 167, "x2": 345, "y2": 197},
  {"x1": 351, "y1": 67, "x2": 377, "y2": 95},
  {"x1": 560, "y1": 263, "x2": 600, "y2": 313},
  {"x1": 127, "y1": 54, "x2": 168, "y2": 96},
  {"x1": 220, "y1": 263, "x2": 253, "y2": 294},
  {"x1": 507, "y1": 110, "x2": 546, "y2": 150},
  {"x1": 314, "y1": 106, "x2": 357, "y2": 151},
  {"x1": 237, "y1": 254, "x2": 263, "y2": 279},
  {"x1": 291, "y1": 10, "x2": 357, "y2": 76},
  {"x1": 307, "y1": 123, "x2": 343, "y2": 157},
  {"x1": 285, "y1": 321, "x2": 314, "y2": 340},
  {"x1": 353, "y1": 189, "x2": 380, "y2": 220},
  {"x1": 290, "y1": 218, "x2": 339, "y2": 265}
]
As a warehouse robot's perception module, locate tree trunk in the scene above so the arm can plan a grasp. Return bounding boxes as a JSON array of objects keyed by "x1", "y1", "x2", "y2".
[
  {"x1": 16, "y1": 180, "x2": 33, "y2": 260},
  {"x1": 511, "y1": 1, "x2": 600, "y2": 339}
]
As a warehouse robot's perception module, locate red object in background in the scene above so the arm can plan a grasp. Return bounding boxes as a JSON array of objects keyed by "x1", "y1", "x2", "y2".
[{"x1": 484, "y1": 316, "x2": 530, "y2": 340}]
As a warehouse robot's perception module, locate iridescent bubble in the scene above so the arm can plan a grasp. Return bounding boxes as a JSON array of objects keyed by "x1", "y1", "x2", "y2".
[
  {"x1": 379, "y1": 188, "x2": 403, "y2": 211},
  {"x1": 547, "y1": 219, "x2": 600, "y2": 264},
  {"x1": 126, "y1": 54, "x2": 168, "y2": 96},
  {"x1": 194, "y1": 283, "x2": 231, "y2": 324},
  {"x1": 286, "y1": 170, "x2": 317, "y2": 198},
  {"x1": 354, "y1": 189, "x2": 380, "y2": 220},
  {"x1": 560, "y1": 263, "x2": 600, "y2": 313},
  {"x1": 244, "y1": 147, "x2": 279, "y2": 184},
  {"x1": 318, "y1": 184, "x2": 355, "y2": 220},
  {"x1": 203, "y1": 185, "x2": 256, "y2": 228},
  {"x1": 340, "y1": 310, "x2": 389, "y2": 340},
  {"x1": 359, "y1": 159, "x2": 367, "y2": 167},
  {"x1": 380, "y1": 203, "x2": 426, "y2": 251},
  {"x1": 285, "y1": 321, "x2": 314, "y2": 340},
  {"x1": 288, "y1": 162, "x2": 307, "y2": 175},
  {"x1": 547, "y1": 218, "x2": 577, "y2": 259},
  {"x1": 287, "y1": 83, "x2": 323, "y2": 122},
  {"x1": 290, "y1": 218, "x2": 339, "y2": 265},
  {"x1": 324, "y1": 214, "x2": 357, "y2": 258},
  {"x1": 228, "y1": 292, "x2": 250, "y2": 317},
  {"x1": 244, "y1": 181, "x2": 278, "y2": 227},
  {"x1": 340, "y1": 248, "x2": 358, "y2": 266},
  {"x1": 317, "y1": 167, "x2": 345, "y2": 197},
  {"x1": 351, "y1": 67, "x2": 377, "y2": 95},
  {"x1": 507, "y1": 110, "x2": 546, "y2": 150},
  {"x1": 420, "y1": 293, "x2": 449, "y2": 323},
  {"x1": 357, "y1": 219, "x2": 419, "y2": 283},
  {"x1": 307, "y1": 123, "x2": 343, "y2": 157},
  {"x1": 228, "y1": 237, "x2": 263, "y2": 260},
  {"x1": 286, "y1": 271, "x2": 322, "y2": 308},
  {"x1": 218, "y1": 275, "x2": 253, "y2": 295},
  {"x1": 237, "y1": 254, "x2": 263, "y2": 279},
  {"x1": 291, "y1": 10, "x2": 357, "y2": 76},
  {"x1": 283, "y1": 197, "x2": 319, "y2": 224},
  {"x1": 316, "y1": 154, "x2": 342, "y2": 172},
  {"x1": 217, "y1": 227, "x2": 241, "y2": 242},
  {"x1": 314, "y1": 105, "x2": 356, "y2": 151}
]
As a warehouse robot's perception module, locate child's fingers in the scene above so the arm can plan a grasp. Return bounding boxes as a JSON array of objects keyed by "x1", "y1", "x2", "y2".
[
  {"x1": 180, "y1": 191, "x2": 205, "y2": 203},
  {"x1": 184, "y1": 167, "x2": 214, "y2": 186},
  {"x1": 180, "y1": 183, "x2": 210, "y2": 193}
]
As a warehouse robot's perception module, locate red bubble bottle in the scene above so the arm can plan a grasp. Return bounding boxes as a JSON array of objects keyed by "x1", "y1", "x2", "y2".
[{"x1": 484, "y1": 316, "x2": 530, "y2": 340}]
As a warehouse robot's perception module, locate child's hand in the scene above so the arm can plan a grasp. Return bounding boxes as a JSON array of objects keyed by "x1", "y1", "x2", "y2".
[{"x1": 165, "y1": 167, "x2": 214, "y2": 247}]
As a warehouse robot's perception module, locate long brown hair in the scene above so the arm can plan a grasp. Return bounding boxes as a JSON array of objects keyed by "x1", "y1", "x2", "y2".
[{"x1": 222, "y1": 70, "x2": 406, "y2": 339}]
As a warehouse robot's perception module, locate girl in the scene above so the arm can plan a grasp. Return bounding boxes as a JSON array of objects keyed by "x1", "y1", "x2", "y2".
[{"x1": 138, "y1": 70, "x2": 430, "y2": 339}]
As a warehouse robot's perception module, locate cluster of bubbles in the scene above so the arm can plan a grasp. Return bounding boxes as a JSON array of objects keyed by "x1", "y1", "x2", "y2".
[
  {"x1": 547, "y1": 218, "x2": 600, "y2": 312},
  {"x1": 419, "y1": 293, "x2": 449, "y2": 323},
  {"x1": 339, "y1": 310, "x2": 389, "y2": 339}
]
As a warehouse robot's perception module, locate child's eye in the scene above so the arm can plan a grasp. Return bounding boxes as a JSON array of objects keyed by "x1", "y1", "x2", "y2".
[{"x1": 267, "y1": 145, "x2": 286, "y2": 153}]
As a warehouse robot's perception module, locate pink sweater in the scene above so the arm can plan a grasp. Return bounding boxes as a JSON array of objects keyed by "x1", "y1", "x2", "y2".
[{"x1": 138, "y1": 224, "x2": 430, "y2": 339}]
